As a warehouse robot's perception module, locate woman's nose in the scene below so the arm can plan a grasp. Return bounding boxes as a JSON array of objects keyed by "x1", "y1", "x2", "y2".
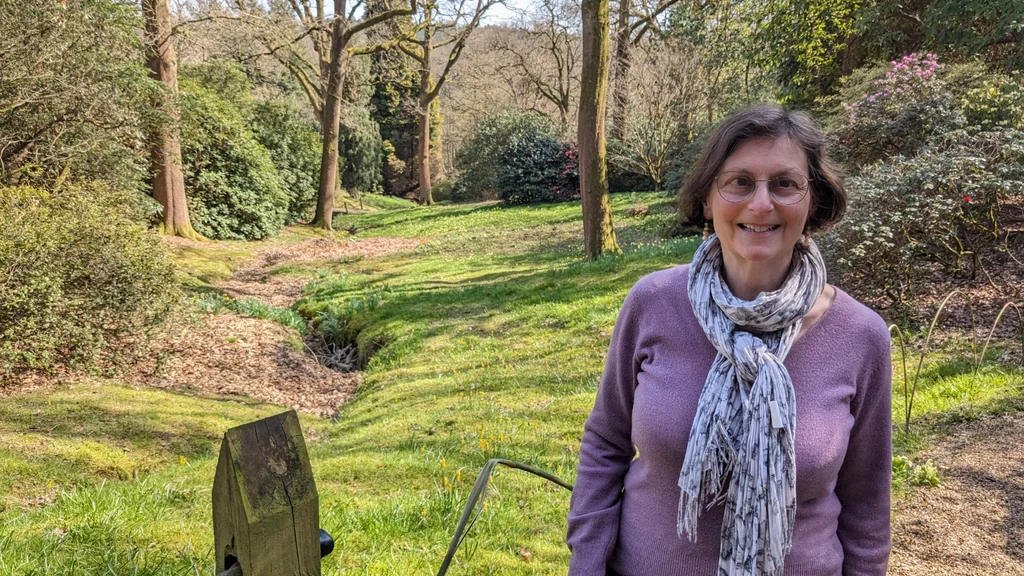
[{"x1": 748, "y1": 181, "x2": 774, "y2": 211}]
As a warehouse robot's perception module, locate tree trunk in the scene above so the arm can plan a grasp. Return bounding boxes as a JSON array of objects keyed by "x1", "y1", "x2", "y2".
[
  {"x1": 416, "y1": 40, "x2": 433, "y2": 205},
  {"x1": 312, "y1": 22, "x2": 348, "y2": 231},
  {"x1": 610, "y1": 0, "x2": 632, "y2": 141},
  {"x1": 141, "y1": 0, "x2": 201, "y2": 240},
  {"x1": 579, "y1": 0, "x2": 619, "y2": 259}
]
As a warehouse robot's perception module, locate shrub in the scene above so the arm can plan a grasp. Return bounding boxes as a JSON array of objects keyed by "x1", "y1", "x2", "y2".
[
  {"x1": 496, "y1": 135, "x2": 579, "y2": 205},
  {"x1": 831, "y1": 53, "x2": 965, "y2": 167},
  {"x1": 430, "y1": 179, "x2": 454, "y2": 202},
  {"x1": 454, "y1": 110, "x2": 559, "y2": 201},
  {"x1": 961, "y1": 72, "x2": 1024, "y2": 131},
  {"x1": 823, "y1": 128, "x2": 1024, "y2": 304},
  {"x1": 179, "y1": 82, "x2": 289, "y2": 240},
  {"x1": 0, "y1": 184, "x2": 179, "y2": 377},
  {"x1": 252, "y1": 99, "x2": 322, "y2": 224}
]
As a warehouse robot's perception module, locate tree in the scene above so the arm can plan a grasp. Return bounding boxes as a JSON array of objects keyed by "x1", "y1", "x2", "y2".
[
  {"x1": 367, "y1": 0, "x2": 422, "y2": 196},
  {"x1": 142, "y1": 0, "x2": 203, "y2": 239},
  {"x1": 608, "y1": 37, "x2": 703, "y2": 190},
  {"x1": 0, "y1": 0, "x2": 154, "y2": 197},
  {"x1": 399, "y1": 0, "x2": 498, "y2": 204},
  {"x1": 492, "y1": 0, "x2": 582, "y2": 134},
  {"x1": 609, "y1": 0, "x2": 680, "y2": 140},
  {"x1": 579, "y1": 0, "x2": 620, "y2": 258},
  {"x1": 208, "y1": 0, "x2": 416, "y2": 229}
]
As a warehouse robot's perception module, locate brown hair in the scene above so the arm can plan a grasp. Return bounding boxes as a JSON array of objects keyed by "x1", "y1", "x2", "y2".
[{"x1": 678, "y1": 104, "x2": 846, "y2": 234}]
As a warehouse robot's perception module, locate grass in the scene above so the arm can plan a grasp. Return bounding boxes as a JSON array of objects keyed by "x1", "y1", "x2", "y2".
[{"x1": 1, "y1": 192, "x2": 1021, "y2": 574}]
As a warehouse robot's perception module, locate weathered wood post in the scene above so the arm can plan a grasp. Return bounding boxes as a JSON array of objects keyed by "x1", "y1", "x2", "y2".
[{"x1": 213, "y1": 410, "x2": 321, "y2": 575}]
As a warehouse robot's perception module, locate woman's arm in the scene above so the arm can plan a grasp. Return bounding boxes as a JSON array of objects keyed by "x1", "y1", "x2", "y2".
[
  {"x1": 566, "y1": 287, "x2": 645, "y2": 575},
  {"x1": 835, "y1": 319, "x2": 893, "y2": 575}
]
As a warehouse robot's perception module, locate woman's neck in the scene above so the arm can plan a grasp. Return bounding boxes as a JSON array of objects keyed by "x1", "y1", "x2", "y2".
[{"x1": 720, "y1": 255, "x2": 793, "y2": 301}]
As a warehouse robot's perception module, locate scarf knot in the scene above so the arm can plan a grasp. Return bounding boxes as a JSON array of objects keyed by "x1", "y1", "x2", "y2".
[
  {"x1": 677, "y1": 234, "x2": 827, "y2": 576},
  {"x1": 732, "y1": 331, "x2": 769, "y2": 383}
]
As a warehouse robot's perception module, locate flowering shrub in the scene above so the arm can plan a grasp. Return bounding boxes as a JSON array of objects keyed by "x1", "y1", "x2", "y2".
[
  {"x1": 824, "y1": 129, "x2": 1024, "y2": 304},
  {"x1": 832, "y1": 53, "x2": 964, "y2": 166}
]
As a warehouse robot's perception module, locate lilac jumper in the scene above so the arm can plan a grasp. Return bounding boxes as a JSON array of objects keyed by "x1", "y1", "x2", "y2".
[{"x1": 567, "y1": 265, "x2": 892, "y2": 576}]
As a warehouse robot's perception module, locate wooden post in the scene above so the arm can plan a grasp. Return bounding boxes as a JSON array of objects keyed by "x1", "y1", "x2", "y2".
[{"x1": 213, "y1": 410, "x2": 321, "y2": 576}]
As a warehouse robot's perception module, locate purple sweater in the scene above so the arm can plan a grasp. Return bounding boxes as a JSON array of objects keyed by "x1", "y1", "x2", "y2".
[{"x1": 567, "y1": 265, "x2": 892, "y2": 576}]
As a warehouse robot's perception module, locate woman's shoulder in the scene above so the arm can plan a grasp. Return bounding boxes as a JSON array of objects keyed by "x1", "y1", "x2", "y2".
[
  {"x1": 824, "y1": 286, "x2": 891, "y2": 351},
  {"x1": 626, "y1": 264, "x2": 691, "y2": 306}
]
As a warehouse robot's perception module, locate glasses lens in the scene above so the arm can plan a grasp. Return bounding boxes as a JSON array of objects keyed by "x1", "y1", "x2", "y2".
[
  {"x1": 769, "y1": 175, "x2": 808, "y2": 204},
  {"x1": 716, "y1": 173, "x2": 755, "y2": 202},
  {"x1": 715, "y1": 173, "x2": 808, "y2": 204}
]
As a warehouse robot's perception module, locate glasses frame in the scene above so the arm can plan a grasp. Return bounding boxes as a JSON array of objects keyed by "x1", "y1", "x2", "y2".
[{"x1": 713, "y1": 171, "x2": 810, "y2": 205}]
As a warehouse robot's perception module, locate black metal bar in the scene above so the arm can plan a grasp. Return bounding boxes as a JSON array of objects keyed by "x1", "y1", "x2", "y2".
[{"x1": 215, "y1": 529, "x2": 335, "y2": 576}]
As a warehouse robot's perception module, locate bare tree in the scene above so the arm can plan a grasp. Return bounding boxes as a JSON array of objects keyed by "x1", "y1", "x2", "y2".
[
  {"x1": 579, "y1": 0, "x2": 618, "y2": 258},
  {"x1": 492, "y1": 0, "x2": 581, "y2": 134},
  {"x1": 399, "y1": 0, "x2": 499, "y2": 204},
  {"x1": 610, "y1": 0, "x2": 679, "y2": 140},
  {"x1": 142, "y1": 0, "x2": 203, "y2": 239},
  {"x1": 608, "y1": 37, "x2": 704, "y2": 190}
]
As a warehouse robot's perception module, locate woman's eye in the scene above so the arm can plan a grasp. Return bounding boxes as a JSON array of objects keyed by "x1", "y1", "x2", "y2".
[
  {"x1": 776, "y1": 178, "x2": 795, "y2": 189},
  {"x1": 731, "y1": 176, "x2": 752, "y2": 187}
]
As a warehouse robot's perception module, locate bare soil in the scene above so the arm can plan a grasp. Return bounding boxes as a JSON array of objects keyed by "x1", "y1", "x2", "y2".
[
  {"x1": 136, "y1": 312, "x2": 359, "y2": 418},
  {"x1": 220, "y1": 236, "x2": 421, "y2": 307},
  {"x1": 138, "y1": 235, "x2": 421, "y2": 417},
  {"x1": 890, "y1": 414, "x2": 1024, "y2": 575}
]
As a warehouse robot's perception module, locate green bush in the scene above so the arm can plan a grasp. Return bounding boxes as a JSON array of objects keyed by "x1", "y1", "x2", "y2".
[
  {"x1": 495, "y1": 133, "x2": 579, "y2": 205},
  {"x1": 252, "y1": 99, "x2": 322, "y2": 223},
  {"x1": 179, "y1": 82, "x2": 289, "y2": 240},
  {"x1": 961, "y1": 72, "x2": 1024, "y2": 131},
  {"x1": 824, "y1": 128, "x2": 1024, "y2": 304},
  {"x1": 453, "y1": 110, "x2": 559, "y2": 202},
  {"x1": 0, "y1": 184, "x2": 179, "y2": 377}
]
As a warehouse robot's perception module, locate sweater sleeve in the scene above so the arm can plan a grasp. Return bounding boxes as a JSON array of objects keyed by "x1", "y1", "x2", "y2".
[
  {"x1": 835, "y1": 317, "x2": 893, "y2": 576},
  {"x1": 566, "y1": 285, "x2": 646, "y2": 575}
]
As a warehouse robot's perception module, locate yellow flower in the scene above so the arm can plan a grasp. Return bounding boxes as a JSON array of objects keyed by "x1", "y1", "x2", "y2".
[
  {"x1": 179, "y1": 456, "x2": 187, "y2": 465},
  {"x1": 441, "y1": 458, "x2": 447, "y2": 469}
]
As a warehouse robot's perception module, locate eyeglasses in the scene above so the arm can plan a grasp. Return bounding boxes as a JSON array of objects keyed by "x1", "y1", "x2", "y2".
[{"x1": 714, "y1": 171, "x2": 809, "y2": 204}]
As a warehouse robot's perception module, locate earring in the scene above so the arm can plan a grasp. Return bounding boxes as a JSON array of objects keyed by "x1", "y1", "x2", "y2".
[
  {"x1": 703, "y1": 221, "x2": 711, "y2": 241},
  {"x1": 802, "y1": 232, "x2": 810, "y2": 246}
]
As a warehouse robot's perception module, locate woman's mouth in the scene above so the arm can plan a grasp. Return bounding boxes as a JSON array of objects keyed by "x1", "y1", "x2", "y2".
[{"x1": 738, "y1": 224, "x2": 780, "y2": 233}]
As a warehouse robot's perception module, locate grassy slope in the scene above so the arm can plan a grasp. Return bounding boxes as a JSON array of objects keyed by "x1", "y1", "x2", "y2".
[{"x1": 0, "y1": 193, "x2": 1020, "y2": 575}]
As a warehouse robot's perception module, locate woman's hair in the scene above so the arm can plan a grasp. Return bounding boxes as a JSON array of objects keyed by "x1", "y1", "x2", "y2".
[{"x1": 678, "y1": 104, "x2": 846, "y2": 233}]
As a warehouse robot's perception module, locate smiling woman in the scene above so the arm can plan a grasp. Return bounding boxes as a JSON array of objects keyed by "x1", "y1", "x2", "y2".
[{"x1": 567, "y1": 105, "x2": 892, "y2": 576}]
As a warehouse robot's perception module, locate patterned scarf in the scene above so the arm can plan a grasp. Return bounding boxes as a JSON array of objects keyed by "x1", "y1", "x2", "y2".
[{"x1": 677, "y1": 234, "x2": 826, "y2": 575}]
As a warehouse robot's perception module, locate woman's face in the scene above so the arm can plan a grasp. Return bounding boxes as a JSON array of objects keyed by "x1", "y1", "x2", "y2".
[{"x1": 703, "y1": 136, "x2": 812, "y2": 281}]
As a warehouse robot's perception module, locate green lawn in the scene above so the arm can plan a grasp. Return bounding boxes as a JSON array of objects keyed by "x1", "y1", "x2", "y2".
[{"x1": 0, "y1": 192, "x2": 1020, "y2": 574}]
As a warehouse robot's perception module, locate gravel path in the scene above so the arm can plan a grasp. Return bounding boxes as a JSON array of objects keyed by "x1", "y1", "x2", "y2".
[{"x1": 890, "y1": 413, "x2": 1024, "y2": 575}]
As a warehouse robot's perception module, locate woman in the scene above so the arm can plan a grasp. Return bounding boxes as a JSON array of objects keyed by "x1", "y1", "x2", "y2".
[{"x1": 566, "y1": 105, "x2": 892, "y2": 576}]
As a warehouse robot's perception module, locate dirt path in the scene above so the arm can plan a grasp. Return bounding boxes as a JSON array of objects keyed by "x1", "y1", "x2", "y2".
[
  {"x1": 220, "y1": 236, "x2": 421, "y2": 308},
  {"x1": 890, "y1": 413, "x2": 1024, "y2": 575},
  {"x1": 140, "y1": 235, "x2": 421, "y2": 418}
]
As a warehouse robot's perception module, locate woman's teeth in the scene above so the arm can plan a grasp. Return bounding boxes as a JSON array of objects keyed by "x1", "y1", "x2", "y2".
[{"x1": 739, "y1": 224, "x2": 779, "y2": 232}]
